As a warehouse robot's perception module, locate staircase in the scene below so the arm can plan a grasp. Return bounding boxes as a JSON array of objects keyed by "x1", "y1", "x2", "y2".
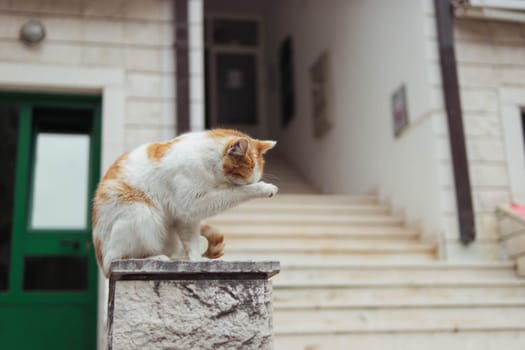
[{"x1": 208, "y1": 154, "x2": 525, "y2": 349}]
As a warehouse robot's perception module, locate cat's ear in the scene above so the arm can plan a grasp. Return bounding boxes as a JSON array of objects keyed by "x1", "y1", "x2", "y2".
[
  {"x1": 228, "y1": 137, "x2": 249, "y2": 157},
  {"x1": 257, "y1": 140, "x2": 277, "y2": 154}
]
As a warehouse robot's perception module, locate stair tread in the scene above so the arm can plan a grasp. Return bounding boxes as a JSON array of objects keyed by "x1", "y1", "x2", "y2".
[
  {"x1": 226, "y1": 245, "x2": 435, "y2": 254},
  {"x1": 273, "y1": 279, "x2": 525, "y2": 288},
  {"x1": 234, "y1": 202, "x2": 388, "y2": 210},
  {"x1": 274, "y1": 323, "x2": 525, "y2": 335},
  {"x1": 274, "y1": 331, "x2": 525, "y2": 350},
  {"x1": 211, "y1": 213, "x2": 404, "y2": 225},
  {"x1": 273, "y1": 307, "x2": 525, "y2": 333},
  {"x1": 214, "y1": 224, "x2": 420, "y2": 237},
  {"x1": 274, "y1": 300, "x2": 525, "y2": 310},
  {"x1": 273, "y1": 285, "x2": 525, "y2": 306},
  {"x1": 279, "y1": 261, "x2": 515, "y2": 269},
  {"x1": 267, "y1": 194, "x2": 377, "y2": 200},
  {"x1": 248, "y1": 195, "x2": 378, "y2": 205},
  {"x1": 274, "y1": 265, "x2": 521, "y2": 284},
  {"x1": 224, "y1": 254, "x2": 437, "y2": 263},
  {"x1": 226, "y1": 239, "x2": 433, "y2": 250}
]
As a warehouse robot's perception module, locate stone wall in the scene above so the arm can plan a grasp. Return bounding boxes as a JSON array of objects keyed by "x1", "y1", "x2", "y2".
[
  {"x1": 444, "y1": 17, "x2": 525, "y2": 259},
  {"x1": 107, "y1": 260, "x2": 279, "y2": 350},
  {"x1": 0, "y1": 0, "x2": 177, "y2": 149}
]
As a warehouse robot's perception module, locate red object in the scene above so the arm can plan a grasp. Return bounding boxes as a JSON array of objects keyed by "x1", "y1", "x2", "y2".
[{"x1": 510, "y1": 203, "x2": 525, "y2": 217}]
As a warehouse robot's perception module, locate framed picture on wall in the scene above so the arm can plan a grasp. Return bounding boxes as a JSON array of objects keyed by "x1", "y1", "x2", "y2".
[{"x1": 392, "y1": 84, "x2": 409, "y2": 137}]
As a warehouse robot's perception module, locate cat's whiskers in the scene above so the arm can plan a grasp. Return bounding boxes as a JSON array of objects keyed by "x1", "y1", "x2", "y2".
[{"x1": 262, "y1": 172, "x2": 280, "y2": 183}]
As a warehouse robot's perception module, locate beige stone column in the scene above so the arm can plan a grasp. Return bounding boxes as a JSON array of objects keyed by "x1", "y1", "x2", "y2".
[{"x1": 107, "y1": 259, "x2": 280, "y2": 350}]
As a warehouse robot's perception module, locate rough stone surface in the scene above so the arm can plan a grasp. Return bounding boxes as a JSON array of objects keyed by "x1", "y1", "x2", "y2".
[
  {"x1": 110, "y1": 259, "x2": 280, "y2": 278},
  {"x1": 108, "y1": 260, "x2": 279, "y2": 350}
]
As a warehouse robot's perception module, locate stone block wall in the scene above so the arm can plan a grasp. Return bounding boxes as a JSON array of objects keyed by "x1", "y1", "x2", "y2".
[
  {"x1": 446, "y1": 18, "x2": 525, "y2": 259},
  {"x1": 107, "y1": 260, "x2": 280, "y2": 350},
  {"x1": 416, "y1": 1, "x2": 525, "y2": 260},
  {"x1": 0, "y1": 0, "x2": 177, "y2": 149}
]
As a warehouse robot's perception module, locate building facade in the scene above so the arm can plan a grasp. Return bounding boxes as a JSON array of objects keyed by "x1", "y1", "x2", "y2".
[{"x1": 0, "y1": 0, "x2": 524, "y2": 348}]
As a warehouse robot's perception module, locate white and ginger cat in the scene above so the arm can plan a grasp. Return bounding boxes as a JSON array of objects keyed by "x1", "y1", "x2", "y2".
[{"x1": 92, "y1": 129, "x2": 278, "y2": 277}]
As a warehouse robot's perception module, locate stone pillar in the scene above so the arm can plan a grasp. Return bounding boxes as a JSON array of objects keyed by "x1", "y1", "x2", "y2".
[{"x1": 106, "y1": 259, "x2": 280, "y2": 350}]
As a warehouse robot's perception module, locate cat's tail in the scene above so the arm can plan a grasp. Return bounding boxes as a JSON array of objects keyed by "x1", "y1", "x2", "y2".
[{"x1": 200, "y1": 224, "x2": 225, "y2": 259}]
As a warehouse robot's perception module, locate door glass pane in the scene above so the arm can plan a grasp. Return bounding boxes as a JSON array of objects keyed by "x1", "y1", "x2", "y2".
[
  {"x1": 216, "y1": 53, "x2": 257, "y2": 125},
  {"x1": 213, "y1": 19, "x2": 258, "y2": 46},
  {"x1": 31, "y1": 133, "x2": 90, "y2": 230},
  {"x1": 23, "y1": 256, "x2": 87, "y2": 291},
  {"x1": 0, "y1": 104, "x2": 19, "y2": 291}
]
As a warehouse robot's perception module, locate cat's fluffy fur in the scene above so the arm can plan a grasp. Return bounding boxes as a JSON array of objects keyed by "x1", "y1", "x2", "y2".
[{"x1": 92, "y1": 129, "x2": 277, "y2": 277}]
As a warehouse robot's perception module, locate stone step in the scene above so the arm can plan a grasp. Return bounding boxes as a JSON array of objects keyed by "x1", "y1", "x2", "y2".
[
  {"x1": 273, "y1": 304, "x2": 525, "y2": 333},
  {"x1": 229, "y1": 202, "x2": 390, "y2": 216},
  {"x1": 272, "y1": 280, "x2": 525, "y2": 306},
  {"x1": 275, "y1": 262, "x2": 519, "y2": 283},
  {"x1": 275, "y1": 300, "x2": 525, "y2": 310},
  {"x1": 225, "y1": 240, "x2": 434, "y2": 253},
  {"x1": 214, "y1": 224, "x2": 420, "y2": 239},
  {"x1": 250, "y1": 194, "x2": 378, "y2": 205},
  {"x1": 223, "y1": 250, "x2": 436, "y2": 263},
  {"x1": 210, "y1": 213, "x2": 404, "y2": 226},
  {"x1": 274, "y1": 330, "x2": 525, "y2": 350},
  {"x1": 226, "y1": 239, "x2": 433, "y2": 252}
]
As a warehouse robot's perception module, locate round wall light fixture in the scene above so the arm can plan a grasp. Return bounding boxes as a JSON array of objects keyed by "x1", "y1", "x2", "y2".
[{"x1": 19, "y1": 19, "x2": 46, "y2": 45}]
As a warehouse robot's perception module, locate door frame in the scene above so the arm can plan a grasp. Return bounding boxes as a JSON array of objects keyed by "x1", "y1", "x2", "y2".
[
  {"x1": 205, "y1": 13, "x2": 266, "y2": 138},
  {"x1": 0, "y1": 91, "x2": 101, "y2": 349},
  {"x1": 0, "y1": 62, "x2": 125, "y2": 350}
]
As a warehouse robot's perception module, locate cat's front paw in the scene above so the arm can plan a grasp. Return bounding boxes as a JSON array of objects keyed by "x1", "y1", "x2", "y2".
[{"x1": 254, "y1": 181, "x2": 278, "y2": 198}]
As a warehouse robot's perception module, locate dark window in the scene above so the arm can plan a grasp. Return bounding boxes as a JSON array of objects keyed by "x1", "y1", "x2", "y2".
[
  {"x1": 213, "y1": 19, "x2": 258, "y2": 46},
  {"x1": 23, "y1": 256, "x2": 88, "y2": 291},
  {"x1": 216, "y1": 53, "x2": 257, "y2": 125},
  {"x1": 0, "y1": 104, "x2": 19, "y2": 291}
]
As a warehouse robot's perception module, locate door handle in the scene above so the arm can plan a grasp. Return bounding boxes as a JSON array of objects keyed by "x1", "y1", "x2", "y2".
[{"x1": 60, "y1": 239, "x2": 80, "y2": 250}]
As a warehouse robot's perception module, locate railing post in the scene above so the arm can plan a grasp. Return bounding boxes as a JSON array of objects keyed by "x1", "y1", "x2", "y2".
[{"x1": 106, "y1": 259, "x2": 280, "y2": 349}]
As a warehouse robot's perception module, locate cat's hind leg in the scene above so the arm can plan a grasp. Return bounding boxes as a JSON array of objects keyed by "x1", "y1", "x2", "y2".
[
  {"x1": 200, "y1": 224, "x2": 225, "y2": 259},
  {"x1": 102, "y1": 205, "x2": 167, "y2": 276}
]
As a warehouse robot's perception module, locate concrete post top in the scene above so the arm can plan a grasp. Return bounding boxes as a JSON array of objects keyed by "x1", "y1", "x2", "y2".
[{"x1": 109, "y1": 259, "x2": 280, "y2": 280}]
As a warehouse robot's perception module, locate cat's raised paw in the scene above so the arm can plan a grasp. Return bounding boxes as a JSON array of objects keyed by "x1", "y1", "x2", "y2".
[{"x1": 255, "y1": 181, "x2": 278, "y2": 198}]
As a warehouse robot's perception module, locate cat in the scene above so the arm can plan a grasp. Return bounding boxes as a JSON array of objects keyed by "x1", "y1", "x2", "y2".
[{"x1": 92, "y1": 129, "x2": 278, "y2": 277}]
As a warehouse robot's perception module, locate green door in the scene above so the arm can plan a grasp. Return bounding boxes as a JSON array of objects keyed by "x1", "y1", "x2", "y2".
[{"x1": 0, "y1": 93, "x2": 101, "y2": 350}]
